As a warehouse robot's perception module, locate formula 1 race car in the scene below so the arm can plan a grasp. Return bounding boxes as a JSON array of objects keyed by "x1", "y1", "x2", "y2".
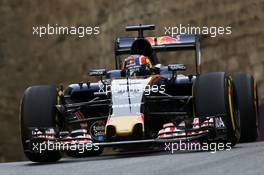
[{"x1": 20, "y1": 24, "x2": 260, "y2": 162}]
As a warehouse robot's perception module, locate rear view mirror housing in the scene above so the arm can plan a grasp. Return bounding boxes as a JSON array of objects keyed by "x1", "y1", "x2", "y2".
[
  {"x1": 168, "y1": 64, "x2": 187, "y2": 79},
  {"x1": 168, "y1": 64, "x2": 186, "y2": 71},
  {"x1": 89, "y1": 69, "x2": 107, "y2": 76}
]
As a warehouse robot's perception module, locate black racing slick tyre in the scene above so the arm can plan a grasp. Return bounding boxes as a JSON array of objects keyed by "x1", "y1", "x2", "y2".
[
  {"x1": 20, "y1": 85, "x2": 61, "y2": 162},
  {"x1": 233, "y1": 73, "x2": 259, "y2": 142},
  {"x1": 193, "y1": 72, "x2": 240, "y2": 146}
]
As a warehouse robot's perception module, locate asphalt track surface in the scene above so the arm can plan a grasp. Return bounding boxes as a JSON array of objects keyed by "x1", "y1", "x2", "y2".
[{"x1": 1, "y1": 141, "x2": 264, "y2": 175}]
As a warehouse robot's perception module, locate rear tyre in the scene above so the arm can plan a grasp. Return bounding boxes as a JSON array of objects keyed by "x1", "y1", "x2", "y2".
[
  {"x1": 20, "y1": 85, "x2": 62, "y2": 162},
  {"x1": 193, "y1": 72, "x2": 240, "y2": 146},
  {"x1": 233, "y1": 73, "x2": 259, "y2": 142}
]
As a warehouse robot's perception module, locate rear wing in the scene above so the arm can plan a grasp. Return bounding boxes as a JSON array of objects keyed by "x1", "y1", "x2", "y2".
[
  {"x1": 114, "y1": 34, "x2": 201, "y2": 74},
  {"x1": 115, "y1": 34, "x2": 197, "y2": 55}
]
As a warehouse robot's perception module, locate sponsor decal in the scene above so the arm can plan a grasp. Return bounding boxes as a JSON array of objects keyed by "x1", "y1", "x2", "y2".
[{"x1": 90, "y1": 120, "x2": 106, "y2": 141}]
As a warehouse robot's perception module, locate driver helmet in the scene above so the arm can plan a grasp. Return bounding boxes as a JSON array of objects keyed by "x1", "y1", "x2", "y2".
[{"x1": 122, "y1": 55, "x2": 152, "y2": 76}]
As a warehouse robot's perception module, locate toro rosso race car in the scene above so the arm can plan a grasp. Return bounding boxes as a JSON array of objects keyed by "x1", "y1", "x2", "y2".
[{"x1": 20, "y1": 24, "x2": 260, "y2": 162}]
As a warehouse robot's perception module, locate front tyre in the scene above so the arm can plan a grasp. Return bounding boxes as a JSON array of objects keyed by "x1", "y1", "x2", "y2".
[
  {"x1": 20, "y1": 85, "x2": 62, "y2": 162},
  {"x1": 193, "y1": 72, "x2": 240, "y2": 146}
]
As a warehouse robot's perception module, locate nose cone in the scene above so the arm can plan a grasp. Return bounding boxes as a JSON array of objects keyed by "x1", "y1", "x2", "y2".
[{"x1": 106, "y1": 115, "x2": 144, "y2": 137}]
